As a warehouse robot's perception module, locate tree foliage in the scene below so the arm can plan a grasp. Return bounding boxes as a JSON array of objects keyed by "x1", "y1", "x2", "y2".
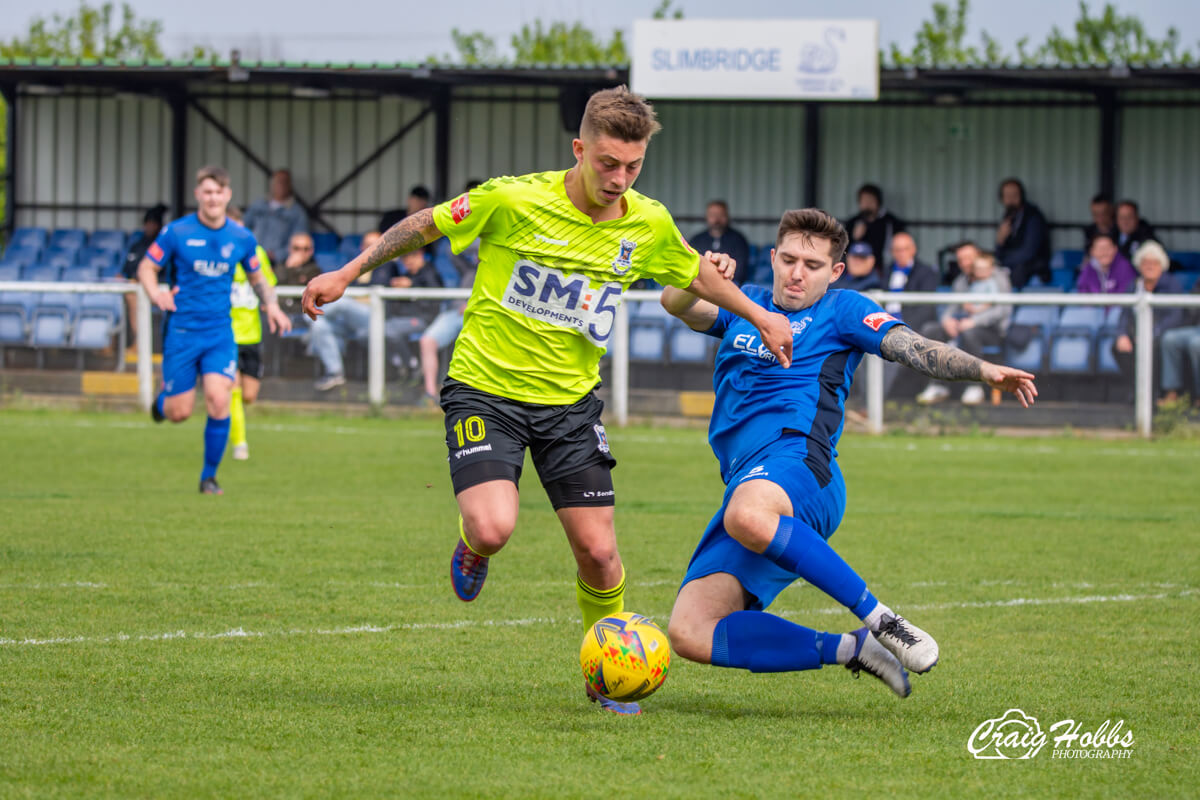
[
  {"x1": 0, "y1": 2, "x2": 164, "y2": 61},
  {"x1": 888, "y1": 0, "x2": 1195, "y2": 67}
]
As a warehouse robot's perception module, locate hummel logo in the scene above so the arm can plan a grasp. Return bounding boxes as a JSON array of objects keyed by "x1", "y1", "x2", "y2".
[
  {"x1": 535, "y1": 234, "x2": 569, "y2": 246},
  {"x1": 186, "y1": 239, "x2": 207, "y2": 246}
]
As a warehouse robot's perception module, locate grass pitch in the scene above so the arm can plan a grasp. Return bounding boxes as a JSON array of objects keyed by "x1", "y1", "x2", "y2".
[{"x1": 1, "y1": 409, "x2": 1197, "y2": 798}]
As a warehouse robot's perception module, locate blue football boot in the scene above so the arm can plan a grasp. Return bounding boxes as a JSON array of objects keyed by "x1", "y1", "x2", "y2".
[
  {"x1": 450, "y1": 523, "x2": 489, "y2": 602},
  {"x1": 586, "y1": 684, "x2": 642, "y2": 716}
]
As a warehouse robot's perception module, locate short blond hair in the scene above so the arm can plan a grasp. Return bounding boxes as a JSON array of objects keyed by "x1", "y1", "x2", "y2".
[
  {"x1": 580, "y1": 86, "x2": 662, "y2": 142},
  {"x1": 1133, "y1": 240, "x2": 1169, "y2": 272}
]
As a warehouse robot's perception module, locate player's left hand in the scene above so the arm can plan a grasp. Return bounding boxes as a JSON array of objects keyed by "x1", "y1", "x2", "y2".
[
  {"x1": 266, "y1": 304, "x2": 292, "y2": 335},
  {"x1": 981, "y1": 363, "x2": 1038, "y2": 408},
  {"x1": 704, "y1": 250, "x2": 737, "y2": 281}
]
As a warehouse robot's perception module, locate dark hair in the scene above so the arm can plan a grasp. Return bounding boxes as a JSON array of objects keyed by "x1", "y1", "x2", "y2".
[
  {"x1": 1091, "y1": 192, "x2": 1113, "y2": 206},
  {"x1": 706, "y1": 199, "x2": 729, "y2": 212},
  {"x1": 954, "y1": 239, "x2": 979, "y2": 252},
  {"x1": 409, "y1": 185, "x2": 431, "y2": 201},
  {"x1": 196, "y1": 165, "x2": 231, "y2": 188},
  {"x1": 998, "y1": 178, "x2": 1025, "y2": 204},
  {"x1": 580, "y1": 85, "x2": 662, "y2": 142},
  {"x1": 463, "y1": 179, "x2": 483, "y2": 192},
  {"x1": 143, "y1": 203, "x2": 168, "y2": 225},
  {"x1": 1089, "y1": 231, "x2": 1116, "y2": 249},
  {"x1": 1117, "y1": 199, "x2": 1139, "y2": 214},
  {"x1": 857, "y1": 183, "x2": 883, "y2": 204},
  {"x1": 776, "y1": 208, "x2": 849, "y2": 261}
]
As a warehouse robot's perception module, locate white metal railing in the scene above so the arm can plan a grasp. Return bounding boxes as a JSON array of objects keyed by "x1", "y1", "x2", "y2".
[{"x1": 4, "y1": 282, "x2": 1200, "y2": 438}]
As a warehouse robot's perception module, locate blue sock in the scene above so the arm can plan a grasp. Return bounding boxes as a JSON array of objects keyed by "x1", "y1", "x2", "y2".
[
  {"x1": 711, "y1": 611, "x2": 841, "y2": 672},
  {"x1": 201, "y1": 416, "x2": 231, "y2": 481},
  {"x1": 154, "y1": 391, "x2": 165, "y2": 418},
  {"x1": 762, "y1": 517, "x2": 879, "y2": 620}
]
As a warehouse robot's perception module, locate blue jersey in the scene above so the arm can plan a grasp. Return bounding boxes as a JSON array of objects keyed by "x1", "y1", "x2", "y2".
[
  {"x1": 702, "y1": 285, "x2": 904, "y2": 485},
  {"x1": 148, "y1": 214, "x2": 260, "y2": 331}
]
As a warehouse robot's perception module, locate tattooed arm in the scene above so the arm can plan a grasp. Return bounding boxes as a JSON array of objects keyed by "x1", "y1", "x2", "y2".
[
  {"x1": 301, "y1": 209, "x2": 444, "y2": 319},
  {"x1": 879, "y1": 324, "x2": 983, "y2": 381},
  {"x1": 880, "y1": 324, "x2": 1039, "y2": 407}
]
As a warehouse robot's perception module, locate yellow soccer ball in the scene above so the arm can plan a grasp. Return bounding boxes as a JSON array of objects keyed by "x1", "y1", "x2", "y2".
[{"x1": 580, "y1": 612, "x2": 671, "y2": 702}]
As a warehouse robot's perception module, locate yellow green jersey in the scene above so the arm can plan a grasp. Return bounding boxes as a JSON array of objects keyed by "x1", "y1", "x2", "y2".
[
  {"x1": 431, "y1": 170, "x2": 701, "y2": 404},
  {"x1": 230, "y1": 245, "x2": 277, "y2": 345}
]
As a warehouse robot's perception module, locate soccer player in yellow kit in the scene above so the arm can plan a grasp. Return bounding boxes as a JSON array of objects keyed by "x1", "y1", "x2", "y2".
[
  {"x1": 228, "y1": 245, "x2": 277, "y2": 461},
  {"x1": 303, "y1": 87, "x2": 793, "y2": 714}
]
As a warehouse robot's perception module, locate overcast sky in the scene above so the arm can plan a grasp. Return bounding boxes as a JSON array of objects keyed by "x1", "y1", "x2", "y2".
[{"x1": 3, "y1": 0, "x2": 1197, "y2": 63}]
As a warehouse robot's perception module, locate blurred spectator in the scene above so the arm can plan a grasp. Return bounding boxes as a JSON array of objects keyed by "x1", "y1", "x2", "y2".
[
  {"x1": 844, "y1": 183, "x2": 905, "y2": 267},
  {"x1": 384, "y1": 249, "x2": 444, "y2": 377},
  {"x1": 1076, "y1": 233, "x2": 1136, "y2": 295},
  {"x1": 994, "y1": 178, "x2": 1051, "y2": 289},
  {"x1": 1112, "y1": 241, "x2": 1185, "y2": 398},
  {"x1": 351, "y1": 231, "x2": 401, "y2": 287},
  {"x1": 1115, "y1": 200, "x2": 1159, "y2": 259},
  {"x1": 244, "y1": 169, "x2": 309, "y2": 265},
  {"x1": 276, "y1": 233, "x2": 321, "y2": 317},
  {"x1": 120, "y1": 203, "x2": 168, "y2": 351},
  {"x1": 916, "y1": 249, "x2": 1012, "y2": 405},
  {"x1": 1160, "y1": 270, "x2": 1200, "y2": 406},
  {"x1": 689, "y1": 200, "x2": 752, "y2": 286},
  {"x1": 1082, "y1": 192, "x2": 1116, "y2": 248},
  {"x1": 420, "y1": 264, "x2": 479, "y2": 405},
  {"x1": 837, "y1": 241, "x2": 881, "y2": 292},
  {"x1": 882, "y1": 232, "x2": 939, "y2": 332},
  {"x1": 379, "y1": 184, "x2": 433, "y2": 233}
]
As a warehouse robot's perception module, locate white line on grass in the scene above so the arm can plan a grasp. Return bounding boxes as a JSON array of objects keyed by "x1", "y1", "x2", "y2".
[{"x1": 2, "y1": 590, "x2": 1193, "y2": 648}]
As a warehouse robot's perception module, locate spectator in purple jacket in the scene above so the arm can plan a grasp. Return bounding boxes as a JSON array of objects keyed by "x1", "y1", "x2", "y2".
[{"x1": 1076, "y1": 233, "x2": 1136, "y2": 295}]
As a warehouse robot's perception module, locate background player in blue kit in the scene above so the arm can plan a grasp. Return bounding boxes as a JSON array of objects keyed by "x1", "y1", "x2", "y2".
[
  {"x1": 661, "y1": 208, "x2": 1037, "y2": 698},
  {"x1": 137, "y1": 166, "x2": 292, "y2": 495}
]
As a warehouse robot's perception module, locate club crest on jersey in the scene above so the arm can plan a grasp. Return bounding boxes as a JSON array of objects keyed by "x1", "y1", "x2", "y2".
[
  {"x1": 451, "y1": 194, "x2": 471, "y2": 224},
  {"x1": 863, "y1": 311, "x2": 898, "y2": 331},
  {"x1": 594, "y1": 424, "x2": 610, "y2": 454},
  {"x1": 221, "y1": 242, "x2": 235, "y2": 259},
  {"x1": 611, "y1": 239, "x2": 637, "y2": 274},
  {"x1": 791, "y1": 316, "x2": 813, "y2": 337}
]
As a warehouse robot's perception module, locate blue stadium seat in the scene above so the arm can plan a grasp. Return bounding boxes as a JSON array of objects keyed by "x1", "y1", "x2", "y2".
[
  {"x1": 1050, "y1": 249, "x2": 1084, "y2": 272},
  {"x1": 60, "y1": 266, "x2": 101, "y2": 284},
  {"x1": 0, "y1": 264, "x2": 19, "y2": 282},
  {"x1": 2, "y1": 244, "x2": 42, "y2": 268},
  {"x1": 43, "y1": 249, "x2": 79, "y2": 271},
  {"x1": 0, "y1": 291, "x2": 38, "y2": 345},
  {"x1": 37, "y1": 291, "x2": 82, "y2": 316},
  {"x1": 84, "y1": 250, "x2": 122, "y2": 275},
  {"x1": 81, "y1": 292, "x2": 124, "y2": 319},
  {"x1": 1004, "y1": 305, "x2": 1057, "y2": 372},
  {"x1": 1049, "y1": 306, "x2": 1105, "y2": 373},
  {"x1": 1050, "y1": 267, "x2": 1077, "y2": 292},
  {"x1": 72, "y1": 311, "x2": 119, "y2": 350},
  {"x1": 1179, "y1": 272, "x2": 1200, "y2": 292},
  {"x1": 631, "y1": 298, "x2": 671, "y2": 320},
  {"x1": 10, "y1": 227, "x2": 48, "y2": 251},
  {"x1": 312, "y1": 232, "x2": 339, "y2": 254},
  {"x1": 315, "y1": 253, "x2": 341, "y2": 272},
  {"x1": 337, "y1": 235, "x2": 363, "y2": 261},
  {"x1": 629, "y1": 321, "x2": 667, "y2": 362},
  {"x1": 22, "y1": 264, "x2": 62, "y2": 283},
  {"x1": 668, "y1": 324, "x2": 713, "y2": 364},
  {"x1": 88, "y1": 230, "x2": 127, "y2": 253},
  {"x1": 50, "y1": 229, "x2": 87, "y2": 251},
  {"x1": 1171, "y1": 251, "x2": 1200, "y2": 272}
]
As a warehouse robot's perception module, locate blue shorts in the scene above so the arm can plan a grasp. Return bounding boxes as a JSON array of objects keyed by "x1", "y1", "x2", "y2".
[
  {"x1": 681, "y1": 435, "x2": 847, "y2": 611},
  {"x1": 422, "y1": 309, "x2": 464, "y2": 348},
  {"x1": 161, "y1": 321, "x2": 238, "y2": 397}
]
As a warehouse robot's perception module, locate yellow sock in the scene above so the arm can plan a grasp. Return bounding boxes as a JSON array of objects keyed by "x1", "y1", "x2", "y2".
[
  {"x1": 459, "y1": 516, "x2": 487, "y2": 557},
  {"x1": 229, "y1": 387, "x2": 246, "y2": 448},
  {"x1": 576, "y1": 569, "x2": 626, "y2": 632}
]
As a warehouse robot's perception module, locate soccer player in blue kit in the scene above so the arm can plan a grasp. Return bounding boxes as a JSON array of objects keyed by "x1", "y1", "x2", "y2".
[
  {"x1": 662, "y1": 209, "x2": 1037, "y2": 697},
  {"x1": 137, "y1": 166, "x2": 292, "y2": 494}
]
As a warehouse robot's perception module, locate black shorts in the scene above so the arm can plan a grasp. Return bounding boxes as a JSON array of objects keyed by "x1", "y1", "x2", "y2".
[
  {"x1": 440, "y1": 378, "x2": 616, "y2": 492},
  {"x1": 237, "y1": 344, "x2": 264, "y2": 380}
]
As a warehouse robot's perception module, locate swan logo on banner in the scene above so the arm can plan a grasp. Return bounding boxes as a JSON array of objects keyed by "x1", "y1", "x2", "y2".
[{"x1": 797, "y1": 27, "x2": 845, "y2": 75}]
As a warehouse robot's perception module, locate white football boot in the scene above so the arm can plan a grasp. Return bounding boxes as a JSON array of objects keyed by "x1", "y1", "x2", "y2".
[{"x1": 873, "y1": 613, "x2": 939, "y2": 674}]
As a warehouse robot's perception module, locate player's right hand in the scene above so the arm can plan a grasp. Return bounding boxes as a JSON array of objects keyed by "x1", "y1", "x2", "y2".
[
  {"x1": 154, "y1": 286, "x2": 179, "y2": 312},
  {"x1": 301, "y1": 269, "x2": 350, "y2": 320},
  {"x1": 758, "y1": 311, "x2": 793, "y2": 368}
]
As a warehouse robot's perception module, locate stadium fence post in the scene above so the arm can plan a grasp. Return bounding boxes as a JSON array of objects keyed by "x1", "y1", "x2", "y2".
[
  {"x1": 612, "y1": 300, "x2": 630, "y2": 426},
  {"x1": 1134, "y1": 291, "x2": 1153, "y2": 438},
  {"x1": 866, "y1": 354, "x2": 884, "y2": 433},
  {"x1": 368, "y1": 287, "x2": 385, "y2": 408},
  {"x1": 136, "y1": 286, "x2": 153, "y2": 411}
]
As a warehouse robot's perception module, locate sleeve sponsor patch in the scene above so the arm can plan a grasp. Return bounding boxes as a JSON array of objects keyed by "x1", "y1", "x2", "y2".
[
  {"x1": 863, "y1": 311, "x2": 898, "y2": 331},
  {"x1": 247, "y1": 252, "x2": 261, "y2": 272},
  {"x1": 148, "y1": 242, "x2": 164, "y2": 262},
  {"x1": 450, "y1": 194, "x2": 471, "y2": 224}
]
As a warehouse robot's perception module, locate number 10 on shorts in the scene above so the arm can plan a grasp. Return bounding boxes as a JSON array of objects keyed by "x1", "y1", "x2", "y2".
[{"x1": 453, "y1": 416, "x2": 487, "y2": 447}]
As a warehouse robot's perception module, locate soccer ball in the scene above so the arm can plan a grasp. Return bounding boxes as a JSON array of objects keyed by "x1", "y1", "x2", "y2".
[{"x1": 580, "y1": 612, "x2": 671, "y2": 702}]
